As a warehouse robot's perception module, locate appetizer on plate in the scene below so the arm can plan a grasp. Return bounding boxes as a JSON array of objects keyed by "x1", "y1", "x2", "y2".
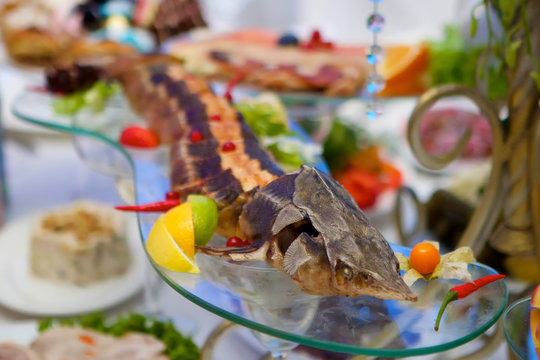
[
  {"x1": 323, "y1": 117, "x2": 403, "y2": 212},
  {"x1": 0, "y1": 0, "x2": 82, "y2": 65},
  {"x1": 165, "y1": 29, "x2": 369, "y2": 96},
  {"x1": 0, "y1": 313, "x2": 199, "y2": 360},
  {"x1": 30, "y1": 200, "x2": 130, "y2": 286}
]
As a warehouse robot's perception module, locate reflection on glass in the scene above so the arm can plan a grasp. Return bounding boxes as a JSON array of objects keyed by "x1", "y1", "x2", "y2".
[{"x1": 198, "y1": 238, "x2": 320, "y2": 359}]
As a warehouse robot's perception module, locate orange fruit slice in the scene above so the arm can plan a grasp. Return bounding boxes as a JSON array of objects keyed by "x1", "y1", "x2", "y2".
[{"x1": 378, "y1": 43, "x2": 429, "y2": 97}]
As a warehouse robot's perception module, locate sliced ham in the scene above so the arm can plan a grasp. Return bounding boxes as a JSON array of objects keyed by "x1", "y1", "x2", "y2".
[
  {"x1": 31, "y1": 327, "x2": 116, "y2": 360},
  {"x1": 0, "y1": 342, "x2": 39, "y2": 360},
  {"x1": 29, "y1": 327, "x2": 170, "y2": 360},
  {"x1": 98, "y1": 333, "x2": 167, "y2": 360}
]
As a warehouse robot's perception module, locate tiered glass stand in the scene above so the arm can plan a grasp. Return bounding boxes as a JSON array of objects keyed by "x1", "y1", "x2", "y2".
[{"x1": 13, "y1": 90, "x2": 508, "y2": 358}]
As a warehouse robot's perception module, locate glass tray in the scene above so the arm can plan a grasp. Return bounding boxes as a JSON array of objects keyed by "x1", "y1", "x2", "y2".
[
  {"x1": 503, "y1": 297, "x2": 538, "y2": 360},
  {"x1": 12, "y1": 90, "x2": 509, "y2": 357}
]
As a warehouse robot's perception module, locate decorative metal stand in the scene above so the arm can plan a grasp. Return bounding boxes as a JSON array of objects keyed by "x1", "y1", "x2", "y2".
[{"x1": 406, "y1": 0, "x2": 540, "y2": 282}]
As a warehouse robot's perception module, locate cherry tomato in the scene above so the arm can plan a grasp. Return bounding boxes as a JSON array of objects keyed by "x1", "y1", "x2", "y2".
[
  {"x1": 226, "y1": 237, "x2": 244, "y2": 247},
  {"x1": 119, "y1": 125, "x2": 160, "y2": 148},
  {"x1": 379, "y1": 162, "x2": 403, "y2": 190},
  {"x1": 337, "y1": 169, "x2": 383, "y2": 209},
  {"x1": 165, "y1": 191, "x2": 180, "y2": 200},
  {"x1": 409, "y1": 242, "x2": 440, "y2": 275}
]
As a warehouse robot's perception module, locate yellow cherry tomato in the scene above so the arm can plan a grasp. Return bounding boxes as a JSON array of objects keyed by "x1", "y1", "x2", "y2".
[{"x1": 409, "y1": 242, "x2": 440, "y2": 275}]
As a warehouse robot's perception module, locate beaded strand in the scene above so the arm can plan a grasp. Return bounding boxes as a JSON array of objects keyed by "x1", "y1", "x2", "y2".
[{"x1": 366, "y1": 0, "x2": 385, "y2": 119}]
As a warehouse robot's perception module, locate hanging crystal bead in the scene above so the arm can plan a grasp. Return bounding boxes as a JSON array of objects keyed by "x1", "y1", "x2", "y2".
[
  {"x1": 366, "y1": 72, "x2": 385, "y2": 94},
  {"x1": 367, "y1": 13, "x2": 385, "y2": 33},
  {"x1": 366, "y1": 44, "x2": 385, "y2": 65},
  {"x1": 366, "y1": 100, "x2": 383, "y2": 120}
]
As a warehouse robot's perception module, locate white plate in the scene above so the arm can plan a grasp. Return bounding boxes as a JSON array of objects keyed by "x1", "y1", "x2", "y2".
[
  {"x1": 0, "y1": 321, "x2": 38, "y2": 344},
  {"x1": 0, "y1": 211, "x2": 145, "y2": 317}
]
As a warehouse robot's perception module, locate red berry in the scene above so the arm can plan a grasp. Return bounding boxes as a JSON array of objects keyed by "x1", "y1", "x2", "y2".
[
  {"x1": 226, "y1": 237, "x2": 244, "y2": 247},
  {"x1": 311, "y1": 30, "x2": 321, "y2": 42},
  {"x1": 242, "y1": 239, "x2": 252, "y2": 245},
  {"x1": 189, "y1": 130, "x2": 203, "y2": 142},
  {"x1": 222, "y1": 141, "x2": 236, "y2": 152},
  {"x1": 119, "y1": 125, "x2": 160, "y2": 148},
  {"x1": 210, "y1": 114, "x2": 222, "y2": 121},
  {"x1": 165, "y1": 191, "x2": 179, "y2": 200}
]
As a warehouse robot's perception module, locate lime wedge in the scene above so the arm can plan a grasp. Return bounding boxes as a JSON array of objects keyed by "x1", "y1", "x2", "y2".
[{"x1": 188, "y1": 195, "x2": 218, "y2": 246}]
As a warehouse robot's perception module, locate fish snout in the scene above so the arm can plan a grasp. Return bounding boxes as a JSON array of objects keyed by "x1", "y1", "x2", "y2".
[{"x1": 380, "y1": 277, "x2": 418, "y2": 302}]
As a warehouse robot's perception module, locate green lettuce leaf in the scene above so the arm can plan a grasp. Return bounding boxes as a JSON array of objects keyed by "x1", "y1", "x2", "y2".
[{"x1": 52, "y1": 81, "x2": 121, "y2": 115}]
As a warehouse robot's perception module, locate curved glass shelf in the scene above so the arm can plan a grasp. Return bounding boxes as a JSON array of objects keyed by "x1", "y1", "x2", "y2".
[
  {"x1": 12, "y1": 90, "x2": 509, "y2": 357},
  {"x1": 503, "y1": 297, "x2": 538, "y2": 360}
]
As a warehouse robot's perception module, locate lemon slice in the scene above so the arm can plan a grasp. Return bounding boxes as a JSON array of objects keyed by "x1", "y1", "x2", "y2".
[
  {"x1": 161, "y1": 202, "x2": 195, "y2": 259},
  {"x1": 146, "y1": 215, "x2": 199, "y2": 273}
]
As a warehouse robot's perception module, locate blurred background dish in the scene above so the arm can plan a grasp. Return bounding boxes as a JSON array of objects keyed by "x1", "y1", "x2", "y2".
[{"x1": 0, "y1": 209, "x2": 144, "y2": 316}]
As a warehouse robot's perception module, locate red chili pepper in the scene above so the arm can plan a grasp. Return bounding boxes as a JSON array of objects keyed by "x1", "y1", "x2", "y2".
[
  {"x1": 434, "y1": 274, "x2": 505, "y2": 331},
  {"x1": 224, "y1": 72, "x2": 245, "y2": 102},
  {"x1": 115, "y1": 199, "x2": 181, "y2": 213}
]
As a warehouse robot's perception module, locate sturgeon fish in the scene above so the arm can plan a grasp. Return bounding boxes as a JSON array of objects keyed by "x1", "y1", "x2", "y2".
[{"x1": 104, "y1": 56, "x2": 416, "y2": 301}]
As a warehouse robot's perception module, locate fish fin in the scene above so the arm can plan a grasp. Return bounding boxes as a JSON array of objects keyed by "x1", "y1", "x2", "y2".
[
  {"x1": 283, "y1": 233, "x2": 322, "y2": 277},
  {"x1": 271, "y1": 205, "x2": 305, "y2": 234},
  {"x1": 196, "y1": 241, "x2": 269, "y2": 261}
]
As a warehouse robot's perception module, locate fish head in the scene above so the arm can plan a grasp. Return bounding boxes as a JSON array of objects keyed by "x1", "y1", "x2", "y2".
[{"x1": 281, "y1": 166, "x2": 417, "y2": 301}]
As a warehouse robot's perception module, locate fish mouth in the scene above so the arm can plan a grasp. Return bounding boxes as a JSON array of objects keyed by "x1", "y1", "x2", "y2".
[
  {"x1": 353, "y1": 274, "x2": 418, "y2": 301},
  {"x1": 375, "y1": 279, "x2": 418, "y2": 301}
]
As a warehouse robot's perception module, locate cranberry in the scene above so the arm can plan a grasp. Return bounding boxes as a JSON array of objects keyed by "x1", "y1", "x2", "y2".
[
  {"x1": 165, "y1": 191, "x2": 179, "y2": 200},
  {"x1": 311, "y1": 30, "x2": 322, "y2": 42},
  {"x1": 189, "y1": 130, "x2": 203, "y2": 142},
  {"x1": 226, "y1": 237, "x2": 244, "y2": 247},
  {"x1": 222, "y1": 141, "x2": 236, "y2": 152},
  {"x1": 210, "y1": 114, "x2": 222, "y2": 121}
]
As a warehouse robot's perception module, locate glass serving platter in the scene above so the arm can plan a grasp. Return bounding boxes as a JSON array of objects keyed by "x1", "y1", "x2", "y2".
[
  {"x1": 12, "y1": 90, "x2": 509, "y2": 357},
  {"x1": 503, "y1": 297, "x2": 538, "y2": 360}
]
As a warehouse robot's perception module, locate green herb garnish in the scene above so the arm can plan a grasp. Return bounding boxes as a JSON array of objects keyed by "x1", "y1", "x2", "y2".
[
  {"x1": 52, "y1": 81, "x2": 121, "y2": 115},
  {"x1": 428, "y1": 25, "x2": 508, "y2": 99},
  {"x1": 38, "y1": 312, "x2": 199, "y2": 360},
  {"x1": 235, "y1": 102, "x2": 293, "y2": 138},
  {"x1": 236, "y1": 98, "x2": 322, "y2": 169}
]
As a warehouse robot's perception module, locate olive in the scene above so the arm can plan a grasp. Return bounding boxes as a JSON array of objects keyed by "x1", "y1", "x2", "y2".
[{"x1": 278, "y1": 33, "x2": 299, "y2": 46}]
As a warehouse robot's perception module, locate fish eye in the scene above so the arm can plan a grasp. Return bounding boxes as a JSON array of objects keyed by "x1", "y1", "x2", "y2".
[
  {"x1": 339, "y1": 265, "x2": 354, "y2": 280},
  {"x1": 359, "y1": 272, "x2": 373, "y2": 286}
]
